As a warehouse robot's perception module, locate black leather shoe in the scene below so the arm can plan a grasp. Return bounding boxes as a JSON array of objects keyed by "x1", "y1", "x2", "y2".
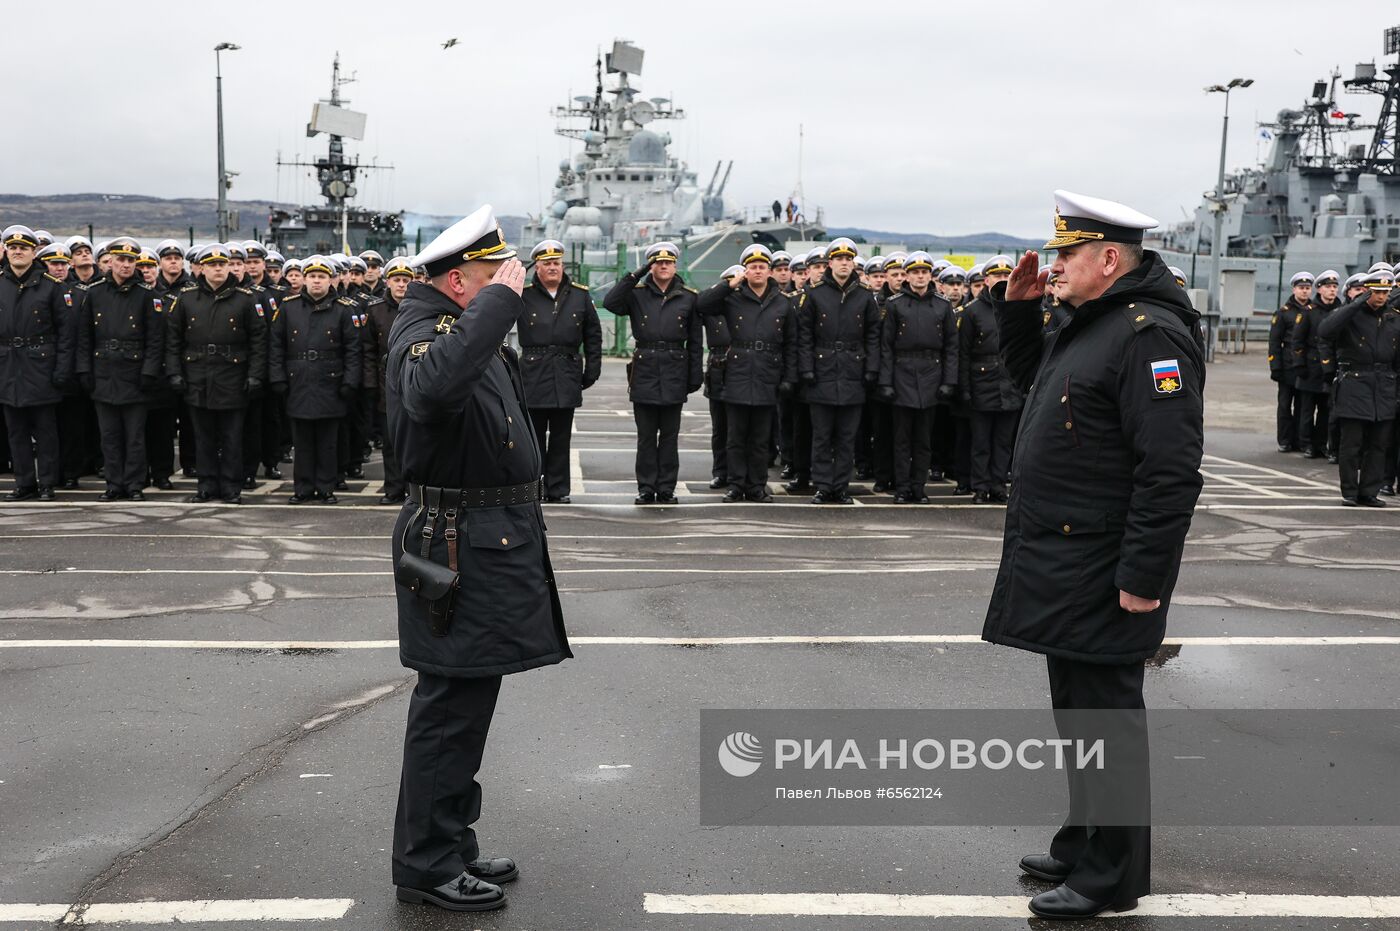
[
  {"x1": 37, "y1": 486, "x2": 55, "y2": 501},
  {"x1": 185, "y1": 493, "x2": 212, "y2": 503},
  {"x1": 634, "y1": 492, "x2": 656, "y2": 505},
  {"x1": 834, "y1": 492, "x2": 854, "y2": 504},
  {"x1": 182, "y1": 467, "x2": 197, "y2": 478},
  {"x1": 972, "y1": 491, "x2": 990, "y2": 504},
  {"x1": 746, "y1": 488, "x2": 773, "y2": 502},
  {"x1": 952, "y1": 483, "x2": 972, "y2": 496},
  {"x1": 856, "y1": 466, "x2": 875, "y2": 480},
  {"x1": 1380, "y1": 484, "x2": 1397, "y2": 496},
  {"x1": 288, "y1": 494, "x2": 311, "y2": 505},
  {"x1": 466, "y1": 856, "x2": 519, "y2": 884},
  {"x1": 915, "y1": 494, "x2": 930, "y2": 504},
  {"x1": 127, "y1": 490, "x2": 146, "y2": 501},
  {"x1": 779, "y1": 465, "x2": 796, "y2": 480},
  {"x1": 242, "y1": 477, "x2": 257, "y2": 490},
  {"x1": 1359, "y1": 496, "x2": 1387, "y2": 507},
  {"x1": 546, "y1": 495, "x2": 573, "y2": 504},
  {"x1": 893, "y1": 493, "x2": 912, "y2": 504},
  {"x1": 378, "y1": 493, "x2": 406, "y2": 505},
  {"x1": 656, "y1": 492, "x2": 678, "y2": 504},
  {"x1": 5, "y1": 487, "x2": 39, "y2": 502},
  {"x1": 811, "y1": 490, "x2": 833, "y2": 504},
  {"x1": 1303, "y1": 446, "x2": 1322, "y2": 459},
  {"x1": 222, "y1": 494, "x2": 242, "y2": 505},
  {"x1": 722, "y1": 488, "x2": 744, "y2": 502},
  {"x1": 264, "y1": 466, "x2": 282, "y2": 480},
  {"x1": 61, "y1": 478, "x2": 80, "y2": 490},
  {"x1": 1029, "y1": 884, "x2": 1136, "y2": 919},
  {"x1": 1341, "y1": 497, "x2": 1358, "y2": 506},
  {"x1": 321, "y1": 493, "x2": 339, "y2": 505},
  {"x1": 334, "y1": 478, "x2": 349, "y2": 491},
  {"x1": 872, "y1": 481, "x2": 891, "y2": 494},
  {"x1": 98, "y1": 489, "x2": 124, "y2": 502},
  {"x1": 989, "y1": 489, "x2": 1009, "y2": 503},
  {"x1": 709, "y1": 476, "x2": 727, "y2": 489},
  {"x1": 347, "y1": 465, "x2": 365, "y2": 479},
  {"x1": 1019, "y1": 853, "x2": 1072, "y2": 882},
  {"x1": 153, "y1": 478, "x2": 174, "y2": 490},
  {"x1": 929, "y1": 469, "x2": 944, "y2": 482},
  {"x1": 396, "y1": 872, "x2": 506, "y2": 912},
  {"x1": 783, "y1": 479, "x2": 812, "y2": 494},
  {"x1": 1327, "y1": 453, "x2": 1339, "y2": 464}
]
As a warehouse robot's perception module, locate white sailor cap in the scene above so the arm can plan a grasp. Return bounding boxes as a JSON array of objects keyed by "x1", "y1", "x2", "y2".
[
  {"x1": 825, "y1": 237, "x2": 859, "y2": 259},
  {"x1": 1044, "y1": 189, "x2": 1158, "y2": 250},
  {"x1": 94, "y1": 240, "x2": 112, "y2": 257},
  {"x1": 1363, "y1": 268, "x2": 1394, "y2": 290},
  {"x1": 415, "y1": 204, "x2": 515, "y2": 277},
  {"x1": 106, "y1": 236, "x2": 141, "y2": 258},
  {"x1": 967, "y1": 262, "x2": 986, "y2": 282},
  {"x1": 358, "y1": 249, "x2": 385, "y2": 266},
  {"x1": 931, "y1": 258, "x2": 951, "y2": 273},
  {"x1": 195, "y1": 243, "x2": 232, "y2": 265},
  {"x1": 864, "y1": 256, "x2": 886, "y2": 273},
  {"x1": 347, "y1": 256, "x2": 368, "y2": 273},
  {"x1": 983, "y1": 254, "x2": 1015, "y2": 276},
  {"x1": 645, "y1": 241, "x2": 680, "y2": 264},
  {"x1": 136, "y1": 247, "x2": 159, "y2": 266},
  {"x1": 882, "y1": 252, "x2": 907, "y2": 270},
  {"x1": 301, "y1": 254, "x2": 336, "y2": 276},
  {"x1": 65, "y1": 235, "x2": 93, "y2": 252},
  {"x1": 240, "y1": 240, "x2": 267, "y2": 259},
  {"x1": 806, "y1": 247, "x2": 828, "y2": 265},
  {"x1": 530, "y1": 240, "x2": 566, "y2": 262},
  {"x1": 1289, "y1": 271, "x2": 1315, "y2": 287},
  {"x1": 740, "y1": 243, "x2": 773, "y2": 266},
  {"x1": 1367, "y1": 261, "x2": 1393, "y2": 273},
  {"x1": 789, "y1": 254, "x2": 807, "y2": 271},
  {"x1": 769, "y1": 250, "x2": 792, "y2": 268},
  {"x1": 721, "y1": 264, "x2": 744, "y2": 280},
  {"x1": 223, "y1": 242, "x2": 247, "y2": 261},
  {"x1": 37, "y1": 242, "x2": 71, "y2": 263},
  {"x1": 155, "y1": 239, "x2": 185, "y2": 258},
  {"x1": 1167, "y1": 265, "x2": 1187, "y2": 286},
  {"x1": 938, "y1": 264, "x2": 966, "y2": 282},
  {"x1": 282, "y1": 258, "x2": 303, "y2": 272},
  {"x1": 33, "y1": 229, "x2": 54, "y2": 246},
  {"x1": 1344, "y1": 272, "x2": 1365, "y2": 290},
  {"x1": 384, "y1": 256, "x2": 415, "y2": 279},
  {"x1": 266, "y1": 251, "x2": 285, "y2": 266},
  {"x1": 1315, "y1": 269, "x2": 1340, "y2": 285},
  {"x1": 2, "y1": 225, "x2": 39, "y2": 248},
  {"x1": 903, "y1": 251, "x2": 935, "y2": 271}
]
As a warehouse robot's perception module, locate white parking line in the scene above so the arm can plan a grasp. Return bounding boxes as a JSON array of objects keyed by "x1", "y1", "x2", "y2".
[
  {"x1": 642, "y1": 892, "x2": 1400, "y2": 919},
  {"x1": 4, "y1": 635, "x2": 1400, "y2": 650},
  {"x1": 570, "y1": 444, "x2": 586, "y2": 494},
  {"x1": 0, "y1": 897, "x2": 353, "y2": 924}
]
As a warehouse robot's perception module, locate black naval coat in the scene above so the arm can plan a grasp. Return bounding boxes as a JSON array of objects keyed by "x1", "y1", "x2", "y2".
[
  {"x1": 366, "y1": 293, "x2": 400, "y2": 415},
  {"x1": 797, "y1": 269, "x2": 881, "y2": 406},
  {"x1": 74, "y1": 275, "x2": 163, "y2": 405},
  {"x1": 1316, "y1": 294, "x2": 1400, "y2": 421},
  {"x1": 982, "y1": 253, "x2": 1205, "y2": 665},
  {"x1": 1288, "y1": 297, "x2": 1340, "y2": 394},
  {"x1": 878, "y1": 283, "x2": 959, "y2": 409},
  {"x1": 702, "y1": 312, "x2": 732, "y2": 400},
  {"x1": 603, "y1": 270, "x2": 703, "y2": 406},
  {"x1": 1269, "y1": 295, "x2": 1307, "y2": 382},
  {"x1": 697, "y1": 278, "x2": 799, "y2": 406},
  {"x1": 268, "y1": 291, "x2": 363, "y2": 420},
  {"x1": 959, "y1": 292, "x2": 1026, "y2": 412},
  {"x1": 164, "y1": 278, "x2": 269, "y2": 410},
  {"x1": 517, "y1": 273, "x2": 603, "y2": 409},
  {"x1": 0, "y1": 264, "x2": 76, "y2": 407},
  {"x1": 386, "y1": 280, "x2": 572, "y2": 679}
]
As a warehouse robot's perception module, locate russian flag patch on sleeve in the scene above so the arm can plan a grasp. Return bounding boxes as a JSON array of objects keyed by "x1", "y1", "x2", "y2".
[{"x1": 1150, "y1": 358, "x2": 1181, "y2": 394}]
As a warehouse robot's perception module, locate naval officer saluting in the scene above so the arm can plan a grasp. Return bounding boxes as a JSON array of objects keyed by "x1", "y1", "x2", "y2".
[
  {"x1": 385, "y1": 205, "x2": 572, "y2": 912},
  {"x1": 984, "y1": 191, "x2": 1205, "y2": 919}
]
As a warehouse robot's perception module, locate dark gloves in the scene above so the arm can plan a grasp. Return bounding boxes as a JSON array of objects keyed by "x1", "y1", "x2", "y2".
[
  {"x1": 863, "y1": 371, "x2": 879, "y2": 387},
  {"x1": 79, "y1": 373, "x2": 95, "y2": 393},
  {"x1": 271, "y1": 381, "x2": 288, "y2": 397},
  {"x1": 582, "y1": 374, "x2": 598, "y2": 390},
  {"x1": 52, "y1": 374, "x2": 73, "y2": 391},
  {"x1": 936, "y1": 384, "x2": 957, "y2": 402},
  {"x1": 1268, "y1": 369, "x2": 1282, "y2": 383},
  {"x1": 687, "y1": 380, "x2": 703, "y2": 394},
  {"x1": 800, "y1": 372, "x2": 816, "y2": 386},
  {"x1": 634, "y1": 264, "x2": 651, "y2": 279},
  {"x1": 167, "y1": 374, "x2": 184, "y2": 392},
  {"x1": 338, "y1": 384, "x2": 357, "y2": 400},
  {"x1": 778, "y1": 380, "x2": 795, "y2": 398},
  {"x1": 245, "y1": 377, "x2": 262, "y2": 394},
  {"x1": 878, "y1": 385, "x2": 896, "y2": 402},
  {"x1": 959, "y1": 390, "x2": 971, "y2": 404},
  {"x1": 141, "y1": 374, "x2": 160, "y2": 391}
]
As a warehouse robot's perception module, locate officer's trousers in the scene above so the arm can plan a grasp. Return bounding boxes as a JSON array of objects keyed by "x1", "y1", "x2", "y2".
[
  {"x1": 1297, "y1": 389, "x2": 1329, "y2": 455},
  {"x1": 971, "y1": 409, "x2": 1017, "y2": 493},
  {"x1": 293, "y1": 417, "x2": 340, "y2": 497},
  {"x1": 3, "y1": 403, "x2": 59, "y2": 490},
  {"x1": 892, "y1": 405, "x2": 933, "y2": 497},
  {"x1": 1046, "y1": 655, "x2": 1150, "y2": 903},
  {"x1": 952, "y1": 412, "x2": 972, "y2": 488},
  {"x1": 376, "y1": 410, "x2": 405, "y2": 499},
  {"x1": 145, "y1": 404, "x2": 176, "y2": 483},
  {"x1": 189, "y1": 405, "x2": 246, "y2": 500},
  {"x1": 633, "y1": 402, "x2": 682, "y2": 496},
  {"x1": 176, "y1": 397, "x2": 198, "y2": 473},
  {"x1": 94, "y1": 401, "x2": 147, "y2": 494},
  {"x1": 529, "y1": 407, "x2": 575, "y2": 499},
  {"x1": 781, "y1": 399, "x2": 812, "y2": 481},
  {"x1": 58, "y1": 393, "x2": 98, "y2": 481},
  {"x1": 708, "y1": 397, "x2": 728, "y2": 481},
  {"x1": 392, "y1": 672, "x2": 502, "y2": 889},
  {"x1": 726, "y1": 402, "x2": 774, "y2": 494},
  {"x1": 872, "y1": 398, "x2": 894, "y2": 486},
  {"x1": 809, "y1": 402, "x2": 862, "y2": 494},
  {"x1": 1275, "y1": 379, "x2": 1300, "y2": 449},
  {"x1": 931, "y1": 404, "x2": 957, "y2": 475},
  {"x1": 1337, "y1": 417, "x2": 1395, "y2": 500}
]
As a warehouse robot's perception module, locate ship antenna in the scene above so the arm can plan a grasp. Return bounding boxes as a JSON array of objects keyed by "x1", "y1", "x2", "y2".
[{"x1": 592, "y1": 48, "x2": 604, "y2": 134}]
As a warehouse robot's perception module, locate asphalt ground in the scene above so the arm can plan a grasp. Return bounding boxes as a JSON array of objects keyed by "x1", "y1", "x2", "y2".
[{"x1": 2, "y1": 352, "x2": 1399, "y2": 929}]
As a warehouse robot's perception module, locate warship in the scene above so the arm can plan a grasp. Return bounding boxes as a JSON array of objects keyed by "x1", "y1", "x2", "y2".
[
  {"x1": 1155, "y1": 24, "x2": 1400, "y2": 313},
  {"x1": 266, "y1": 54, "x2": 406, "y2": 259},
  {"x1": 521, "y1": 40, "x2": 824, "y2": 285}
]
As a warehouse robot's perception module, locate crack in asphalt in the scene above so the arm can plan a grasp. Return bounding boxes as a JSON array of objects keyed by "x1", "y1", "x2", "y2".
[{"x1": 53, "y1": 673, "x2": 415, "y2": 928}]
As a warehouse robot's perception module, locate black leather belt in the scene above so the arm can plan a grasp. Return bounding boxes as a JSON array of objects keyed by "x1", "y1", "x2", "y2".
[
  {"x1": 522, "y1": 345, "x2": 577, "y2": 356},
  {"x1": 732, "y1": 339, "x2": 778, "y2": 352},
  {"x1": 896, "y1": 349, "x2": 941, "y2": 360},
  {"x1": 205, "y1": 344, "x2": 247, "y2": 357},
  {"x1": 1338, "y1": 362, "x2": 1393, "y2": 372},
  {"x1": 408, "y1": 479, "x2": 543, "y2": 509},
  {"x1": 103, "y1": 339, "x2": 142, "y2": 351},
  {"x1": 816, "y1": 340, "x2": 859, "y2": 352},
  {"x1": 294, "y1": 350, "x2": 331, "y2": 360},
  {"x1": 635, "y1": 339, "x2": 686, "y2": 350},
  {"x1": 7, "y1": 336, "x2": 53, "y2": 348}
]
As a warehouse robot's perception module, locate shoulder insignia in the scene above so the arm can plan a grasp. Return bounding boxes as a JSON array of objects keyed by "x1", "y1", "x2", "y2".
[
  {"x1": 955, "y1": 316, "x2": 962, "y2": 330},
  {"x1": 337, "y1": 296, "x2": 356, "y2": 306},
  {"x1": 180, "y1": 282, "x2": 198, "y2": 292},
  {"x1": 366, "y1": 295, "x2": 385, "y2": 305},
  {"x1": 1122, "y1": 305, "x2": 1157, "y2": 332},
  {"x1": 1043, "y1": 310, "x2": 1052, "y2": 326},
  {"x1": 1150, "y1": 358, "x2": 1183, "y2": 395},
  {"x1": 410, "y1": 341, "x2": 431, "y2": 357},
  {"x1": 43, "y1": 272, "x2": 63, "y2": 284},
  {"x1": 797, "y1": 293, "x2": 807, "y2": 307},
  {"x1": 683, "y1": 285, "x2": 698, "y2": 294},
  {"x1": 633, "y1": 280, "x2": 647, "y2": 289},
  {"x1": 434, "y1": 314, "x2": 454, "y2": 335},
  {"x1": 570, "y1": 281, "x2": 590, "y2": 291},
  {"x1": 1270, "y1": 314, "x2": 1277, "y2": 325},
  {"x1": 808, "y1": 280, "x2": 825, "y2": 289},
  {"x1": 236, "y1": 286, "x2": 252, "y2": 295}
]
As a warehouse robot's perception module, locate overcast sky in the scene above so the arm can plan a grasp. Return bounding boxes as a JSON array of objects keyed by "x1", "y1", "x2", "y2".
[{"x1": 5, "y1": 1, "x2": 1398, "y2": 238}]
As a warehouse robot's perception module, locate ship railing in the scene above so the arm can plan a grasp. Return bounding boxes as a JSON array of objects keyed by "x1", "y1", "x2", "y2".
[{"x1": 1214, "y1": 316, "x2": 1252, "y2": 355}]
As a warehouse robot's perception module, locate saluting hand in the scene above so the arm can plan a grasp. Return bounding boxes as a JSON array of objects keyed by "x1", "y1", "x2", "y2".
[
  {"x1": 492, "y1": 258, "x2": 527, "y2": 297},
  {"x1": 1005, "y1": 250, "x2": 1050, "y2": 302}
]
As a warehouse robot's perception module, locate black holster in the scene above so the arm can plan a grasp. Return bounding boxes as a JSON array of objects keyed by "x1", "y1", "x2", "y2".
[{"x1": 395, "y1": 488, "x2": 459, "y2": 637}]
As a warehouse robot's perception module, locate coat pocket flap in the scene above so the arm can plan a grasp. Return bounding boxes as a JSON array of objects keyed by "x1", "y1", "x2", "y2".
[
  {"x1": 466, "y1": 519, "x2": 534, "y2": 551},
  {"x1": 1020, "y1": 499, "x2": 1115, "y2": 536}
]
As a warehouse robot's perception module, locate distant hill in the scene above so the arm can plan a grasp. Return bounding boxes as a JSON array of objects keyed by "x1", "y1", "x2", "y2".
[
  {"x1": 828, "y1": 226, "x2": 1039, "y2": 253},
  {"x1": 0, "y1": 193, "x2": 298, "y2": 240}
]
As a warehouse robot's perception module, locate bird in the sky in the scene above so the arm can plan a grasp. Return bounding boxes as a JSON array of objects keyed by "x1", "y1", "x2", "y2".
[{"x1": 442, "y1": 38, "x2": 459, "y2": 49}]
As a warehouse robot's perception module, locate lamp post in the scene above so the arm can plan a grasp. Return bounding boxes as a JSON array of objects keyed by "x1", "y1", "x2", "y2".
[
  {"x1": 1204, "y1": 77, "x2": 1253, "y2": 362},
  {"x1": 215, "y1": 42, "x2": 241, "y2": 241}
]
